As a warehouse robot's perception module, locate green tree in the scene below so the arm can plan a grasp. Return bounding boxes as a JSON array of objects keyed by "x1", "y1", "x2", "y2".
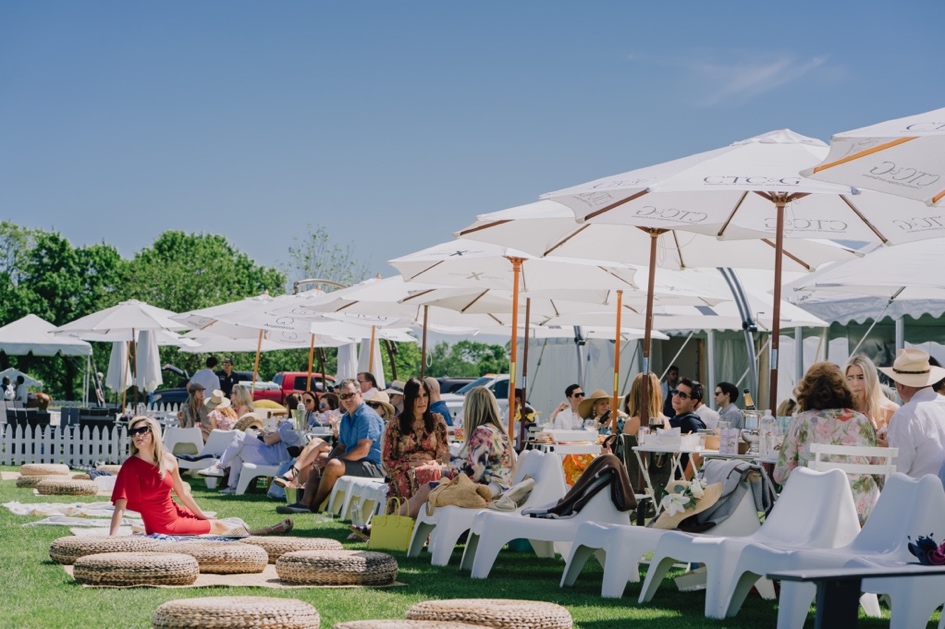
[
  {"x1": 284, "y1": 224, "x2": 372, "y2": 289},
  {"x1": 425, "y1": 340, "x2": 509, "y2": 377}
]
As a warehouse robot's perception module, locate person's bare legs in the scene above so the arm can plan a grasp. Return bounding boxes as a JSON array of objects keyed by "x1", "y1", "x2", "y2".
[
  {"x1": 402, "y1": 482, "x2": 435, "y2": 518},
  {"x1": 303, "y1": 458, "x2": 347, "y2": 512},
  {"x1": 280, "y1": 439, "x2": 330, "y2": 487}
]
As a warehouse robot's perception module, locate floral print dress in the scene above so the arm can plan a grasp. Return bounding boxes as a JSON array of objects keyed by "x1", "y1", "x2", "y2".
[
  {"x1": 381, "y1": 414, "x2": 449, "y2": 503},
  {"x1": 456, "y1": 424, "x2": 515, "y2": 495},
  {"x1": 774, "y1": 408, "x2": 880, "y2": 525}
]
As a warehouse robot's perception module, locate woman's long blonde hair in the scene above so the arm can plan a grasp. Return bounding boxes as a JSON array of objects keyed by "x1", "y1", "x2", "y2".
[
  {"x1": 844, "y1": 354, "x2": 886, "y2": 420},
  {"x1": 129, "y1": 416, "x2": 167, "y2": 478},
  {"x1": 626, "y1": 372, "x2": 662, "y2": 420},
  {"x1": 230, "y1": 384, "x2": 253, "y2": 411},
  {"x1": 462, "y1": 386, "x2": 504, "y2": 445}
]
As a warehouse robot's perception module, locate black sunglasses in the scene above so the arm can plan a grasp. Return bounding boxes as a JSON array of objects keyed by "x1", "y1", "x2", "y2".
[
  {"x1": 572, "y1": 392, "x2": 585, "y2": 398},
  {"x1": 338, "y1": 392, "x2": 358, "y2": 400},
  {"x1": 366, "y1": 402, "x2": 383, "y2": 409},
  {"x1": 128, "y1": 426, "x2": 151, "y2": 437},
  {"x1": 671, "y1": 389, "x2": 691, "y2": 400}
]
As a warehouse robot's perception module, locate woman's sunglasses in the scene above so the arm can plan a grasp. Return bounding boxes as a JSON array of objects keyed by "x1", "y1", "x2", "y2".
[
  {"x1": 366, "y1": 402, "x2": 383, "y2": 410},
  {"x1": 129, "y1": 426, "x2": 151, "y2": 437}
]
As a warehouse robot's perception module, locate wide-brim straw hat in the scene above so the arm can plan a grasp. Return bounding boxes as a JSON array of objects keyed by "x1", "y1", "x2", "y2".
[
  {"x1": 879, "y1": 348, "x2": 945, "y2": 388},
  {"x1": 651, "y1": 481, "x2": 724, "y2": 530},
  {"x1": 578, "y1": 389, "x2": 610, "y2": 419},
  {"x1": 233, "y1": 413, "x2": 264, "y2": 432},
  {"x1": 365, "y1": 391, "x2": 396, "y2": 418},
  {"x1": 204, "y1": 389, "x2": 231, "y2": 410},
  {"x1": 384, "y1": 380, "x2": 405, "y2": 397}
]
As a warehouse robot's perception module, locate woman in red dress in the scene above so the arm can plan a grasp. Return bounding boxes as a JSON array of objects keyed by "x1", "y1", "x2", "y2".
[{"x1": 109, "y1": 416, "x2": 292, "y2": 536}]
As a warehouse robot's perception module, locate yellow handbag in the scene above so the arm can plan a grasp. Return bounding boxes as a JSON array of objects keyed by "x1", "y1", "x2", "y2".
[{"x1": 368, "y1": 497, "x2": 415, "y2": 552}]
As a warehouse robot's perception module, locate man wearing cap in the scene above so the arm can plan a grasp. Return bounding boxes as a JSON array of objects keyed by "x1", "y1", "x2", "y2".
[
  {"x1": 280, "y1": 378, "x2": 385, "y2": 513},
  {"x1": 190, "y1": 356, "x2": 222, "y2": 393},
  {"x1": 217, "y1": 357, "x2": 239, "y2": 398},
  {"x1": 881, "y1": 348, "x2": 945, "y2": 478},
  {"x1": 424, "y1": 377, "x2": 453, "y2": 426}
]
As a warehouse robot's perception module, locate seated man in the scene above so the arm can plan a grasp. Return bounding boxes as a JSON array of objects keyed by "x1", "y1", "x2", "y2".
[
  {"x1": 199, "y1": 417, "x2": 303, "y2": 494},
  {"x1": 279, "y1": 378, "x2": 385, "y2": 514}
]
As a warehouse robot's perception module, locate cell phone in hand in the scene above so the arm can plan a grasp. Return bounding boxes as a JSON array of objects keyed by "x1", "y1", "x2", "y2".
[{"x1": 600, "y1": 410, "x2": 611, "y2": 423}]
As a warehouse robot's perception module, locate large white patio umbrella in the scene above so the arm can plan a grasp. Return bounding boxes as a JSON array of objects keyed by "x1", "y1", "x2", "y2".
[
  {"x1": 540, "y1": 129, "x2": 945, "y2": 411},
  {"x1": 0, "y1": 314, "x2": 92, "y2": 356},
  {"x1": 802, "y1": 107, "x2": 945, "y2": 207}
]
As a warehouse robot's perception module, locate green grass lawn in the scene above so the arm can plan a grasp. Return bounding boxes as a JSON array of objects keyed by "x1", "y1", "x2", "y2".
[{"x1": 0, "y1": 467, "x2": 917, "y2": 628}]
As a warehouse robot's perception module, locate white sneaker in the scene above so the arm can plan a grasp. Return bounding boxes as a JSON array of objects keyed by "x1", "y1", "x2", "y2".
[
  {"x1": 219, "y1": 486, "x2": 236, "y2": 495},
  {"x1": 198, "y1": 465, "x2": 225, "y2": 477}
]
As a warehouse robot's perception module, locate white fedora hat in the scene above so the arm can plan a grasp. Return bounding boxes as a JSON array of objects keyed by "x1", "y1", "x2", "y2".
[{"x1": 879, "y1": 348, "x2": 945, "y2": 388}]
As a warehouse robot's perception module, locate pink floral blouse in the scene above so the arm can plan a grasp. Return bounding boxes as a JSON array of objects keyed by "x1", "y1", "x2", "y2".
[
  {"x1": 381, "y1": 413, "x2": 449, "y2": 502},
  {"x1": 773, "y1": 408, "x2": 880, "y2": 525}
]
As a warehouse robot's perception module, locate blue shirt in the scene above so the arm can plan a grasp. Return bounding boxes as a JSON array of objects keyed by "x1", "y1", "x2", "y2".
[
  {"x1": 339, "y1": 402, "x2": 384, "y2": 465},
  {"x1": 430, "y1": 400, "x2": 453, "y2": 426},
  {"x1": 254, "y1": 421, "x2": 304, "y2": 465}
]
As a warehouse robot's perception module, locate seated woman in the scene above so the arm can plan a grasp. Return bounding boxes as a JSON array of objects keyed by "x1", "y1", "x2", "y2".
[
  {"x1": 580, "y1": 389, "x2": 628, "y2": 435},
  {"x1": 230, "y1": 384, "x2": 255, "y2": 418},
  {"x1": 203, "y1": 389, "x2": 238, "y2": 437},
  {"x1": 199, "y1": 414, "x2": 304, "y2": 495},
  {"x1": 178, "y1": 383, "x2": 209, "y2": 433},
  {"x1": 110, "y1": 416, "x2": 292, "y2": 536},
  {"x1": 774, "y1": 361, "x2": 881, "y2": 524},
  {"x1": 845, "y1": 354, "x2": 899, "y2": 437},
  {"x1": 381, "y1": 378, "x2": 449, "y2": 508},
  {"x1": 399, "y1": 386, "x2": 515, "y2": 518},
  {"x1": 621, "y1": 372, "x2": 669, "y2": 436}
]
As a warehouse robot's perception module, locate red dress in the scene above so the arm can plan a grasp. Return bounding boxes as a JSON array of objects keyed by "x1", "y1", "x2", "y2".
[{"x1": 111, "y1": 455, "x2": 211, "y2": 535}]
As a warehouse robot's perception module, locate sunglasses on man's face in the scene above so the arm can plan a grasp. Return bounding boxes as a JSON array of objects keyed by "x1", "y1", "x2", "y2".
[
  {"x1": 572, "y1": 392, "x2": 585, "y2": 398},
  {"x1": 338, "y1": 392, "x2": 358, "y2": 401},
  {"x1": 671, "y1": 389, "x2": 691, "y2": 400},
  {"x1": 129, "y1": 426, "x2": 151, "y2": 437}
]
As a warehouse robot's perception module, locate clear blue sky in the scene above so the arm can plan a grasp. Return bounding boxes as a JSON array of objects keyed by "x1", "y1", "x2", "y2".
[{"x1": 2, "y1": 2, "x2": 943, "y2": 279}]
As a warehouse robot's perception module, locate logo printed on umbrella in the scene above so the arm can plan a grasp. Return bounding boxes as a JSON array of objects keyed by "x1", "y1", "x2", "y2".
[
  {"x1": 634, "y1": 206, "x2": 708, "y2": 223},
  {"x1": 867, "y1": 161, "x2": 940, "y2": 189},
  {"x1": 703, "y1": 176, "x2": 801, "y2": 187},
  {"x1": 893, "y1": 216, "x2": 945, "y2": 234},
  {"x1": 905, "y1": 122, "x2": 945, "y2": 132},
  {"x1": 764, "y1": 218, "x2": 848, "y2": 233}
]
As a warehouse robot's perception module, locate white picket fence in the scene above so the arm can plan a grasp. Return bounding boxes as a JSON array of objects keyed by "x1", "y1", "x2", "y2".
[
  {"x1": 148, "y1": 402, "x2": 182, "y2": 414},
  {"x1": 0, "y1": 424, "x2": 130, "y2": 467}
]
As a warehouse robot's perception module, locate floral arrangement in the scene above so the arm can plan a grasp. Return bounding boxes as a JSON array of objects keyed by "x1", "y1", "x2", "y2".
[{"x1": 659, "y1": 478, "x2": 708, "y2": 516}]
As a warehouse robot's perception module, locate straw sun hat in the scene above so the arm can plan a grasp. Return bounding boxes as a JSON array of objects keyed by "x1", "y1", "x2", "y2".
[
  {"x1": 204, "y1": 389, "x2": 231, "y2": 411},
  {"x1": 879, "y1": 348, "x2": 945, "y2": 388},
  {"x1": 233, "y1": 413, "x2": 264, "y2": 432},
  {"x1": 578, "y1": 389, "x2": 611, "y2": 419},
  {"x1": 365, "y1": 391, "x2": 396, "y2": 418},
  {"x1": 651, "y1": 480, "x2": 724, "y2": 530}
]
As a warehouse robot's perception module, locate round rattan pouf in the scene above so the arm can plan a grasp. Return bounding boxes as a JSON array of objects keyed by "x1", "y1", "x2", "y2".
[
  {"x1": 406, "y1": 599, "x2": 573, "y2": 629},
  {"x1": 276, "y1": 550, "x2": 397, "y2": 586},
  {"x1": 153, "y1": 596, "x2": 320, "y2": 629},
  {"x1": 157, "y1": 541, "x2": 268, "y2": 574},
  {"x1": 35, "y1": 478, "x2": 99, "y2": 496},
  {"x1": 50, "y1": 536, "x2": 162, "y2": 565},
  {"x1": 15, "y1": 474, "x2": 60, "y2": 488},
  {"x1": 96, "y1": 464, "x2": 122, "y2": 475},
  {"x1": 71, "y1": 472, "x2": 92, "y2": 481},
  {"x1": 333, "y1": 622, "x2": 483, "y2": 629},
  {"x1": 19, "y1": 463, "x2": 70, "y2": 476},
  {"x1": 242, "y1": 536, "x2": 344, "y2": 563},
  {"x1": 73, "y1": 552, "x2": 199, "y2": 586}
]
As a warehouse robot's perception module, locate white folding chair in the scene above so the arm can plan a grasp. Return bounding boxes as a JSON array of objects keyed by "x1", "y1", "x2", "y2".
[
  {"x1": 235, "y1": 462, "x2": 282, "y2": 495},
  {"x1": 639, "y1": 467, "x2": 860, "y2": 619},
  {"x1": 162, "y1": 426, "x2": 204, "y2": 456},
  {"x1": 807, "y1": 443, "x2": 897, "y2": 478},
  {"x1": 177, "y1": 429, "x2": 237, "y2": 490}
]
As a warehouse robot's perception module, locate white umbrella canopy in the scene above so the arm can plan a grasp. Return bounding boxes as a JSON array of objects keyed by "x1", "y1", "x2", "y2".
[
  {"x1": 0, "y1": 314, "x2": 92, "y2": 356},
  {"x1": 134, "y1": 330, "x2": 163, "y2": 393},
  {"x1": 57, "y1": 299, "x2": 187, "y2": 337},
  {"x1": 539, "y1": 128, "x2": 945, "y2": 410},
  {"x1": 105, "y1": 341, "x2": 131, "y2": 393},
  {"x1": 802, "y1": 107, "x2": 945, "y2": 207}
]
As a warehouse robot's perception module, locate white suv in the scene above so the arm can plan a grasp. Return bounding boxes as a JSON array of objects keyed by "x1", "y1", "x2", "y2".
[{"x1": 440, "y1": 374, "x2": 510, "y2": 424}]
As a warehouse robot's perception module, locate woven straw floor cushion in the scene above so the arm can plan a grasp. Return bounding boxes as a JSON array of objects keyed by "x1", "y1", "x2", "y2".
[
  {"x1": 36, "y1": 479, "x2": 99, "y2": 496},
  {"x1": 406, "y1": 599, "x2": 573, "y2": 629},
  {"x1": 50, "y1": 536, "x2": 162, "y2": 565},
  {"x1": 16, "y1": 474, "x2": 62, "y2": 488},
  {"x1": 19, "y1": 463, "x2": 70, "y2": 476},
  {"x1": 96, "y1": 464, "x2": 122, "y2": 475},
  {"x1": 276, "y1": 550, "x2": 397, "y2": 586},
  {"x1": 243, "y1": 536, "x2": 344, "y2": 563},
  {"x1": 153, "y1": 596, "x2": 320, "y2": 629},
  {"x1": 157, "y1": 541, "x2": 268, "y2": 574},
  {"x1": 73, "y1": 552, "x2": 199, "y2": 586},
  {"x1": 333, "y1": 622, "x2": 483, "y2": 629}
]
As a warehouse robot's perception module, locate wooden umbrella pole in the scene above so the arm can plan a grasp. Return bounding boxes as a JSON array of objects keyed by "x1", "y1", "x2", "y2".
[
  {"x1": 507, "y1": 257, "x2": 523, "y2": 445},
  {"x1": 306, "y1": 333, "x2": 316, "y2": 392},
  {"x1": 420, "y1": 305, "x2": 429, "y2": 379},
  {"x1": 251, "y1": 330, "x2": 263, "y2": 393},
  {"x1": 368, "y1": 325, "x2": 377, "y2": 374},
  {"x1": 612, "y1": 290, "x2": 623, "y2": 434},
  {"x1": 640, "y1": 229, "x2": 664, "y2": 426},
  {"x1": 769, "y1": 197, "x2": 787, "y2": 412},
  {"x1": 520, "y1": 298, "x2": 531, "y2": 447}
]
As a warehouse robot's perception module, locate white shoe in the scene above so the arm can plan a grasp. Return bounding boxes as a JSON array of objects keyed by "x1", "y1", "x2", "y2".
[
  {"x1": 219, "y1": 486, "x2": 236, "y2": 495},
  {"x1": 198, "y1": 465, "x2": 225, "y2": 477}
]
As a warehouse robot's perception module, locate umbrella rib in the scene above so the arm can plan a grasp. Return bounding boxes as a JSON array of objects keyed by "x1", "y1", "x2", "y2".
[
  {"x1": 584, "y1": 189, "x2": 650, "y2": 221},
  {"x1": 401, "y1": 289, "x2": 435, "y2": 303},
  {"x1": 839, "y1": 195, "x2": 890, "y2": 244},
  {"x1": 409, "y1": 260, "x2": 443, "y2": 281},
  {"x1": 772, "y1": 241, "x2": 814, "y2": 272},
  {"x1": 670, "y1": 230, "x2": 686, "y2": 269},
  {"x1": 598, "y1": 266, "x2": 637, "y2": 289},
  {"x1": 716, "y1": 191, "x2": 750, "y2": 237},
  {"x1": 544, "y1": 223, "x2": 591, "y2": 256},
  {"x1": 461, "y1": 290, "x2": 490, "y2": 314},
  {"x1": 456, "y1": 219, "x2": 510, "y2": 237},
  {"x1": 812, "y1": 137, "x2": 917, "y2": 173}
]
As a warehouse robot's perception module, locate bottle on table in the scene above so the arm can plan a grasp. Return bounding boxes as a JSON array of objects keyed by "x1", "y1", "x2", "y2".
[
  {"x1": 759, "y1": 409, "x2": 776, "y2": 457},
  {"x1": 743, "y1": 389, "x2": 756, "y2": 411}
]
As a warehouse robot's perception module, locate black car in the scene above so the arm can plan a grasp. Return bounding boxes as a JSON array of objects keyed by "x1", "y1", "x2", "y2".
[{"x1": 436, "y1": 377, "x2": 477, "y2": 394}]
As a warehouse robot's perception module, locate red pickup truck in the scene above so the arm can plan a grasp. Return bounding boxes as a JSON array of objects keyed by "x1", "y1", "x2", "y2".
[{"x1": 251, "y1": 372, "x2": 336, "y2": 405}]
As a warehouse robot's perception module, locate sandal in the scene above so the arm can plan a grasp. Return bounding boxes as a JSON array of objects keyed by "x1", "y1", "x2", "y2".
[
  {"x1": 273, "y1": 466, "x2": 301, "y2": 489},
  {"x1": 250, "y1": 518, "x2": 294, "y2": 536}
]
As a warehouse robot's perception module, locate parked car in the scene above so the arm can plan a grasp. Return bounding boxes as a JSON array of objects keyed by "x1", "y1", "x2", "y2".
[
  {"x1": 251, "y1": 372, "x2": 336, "y2": 406},
  {"x1": 440, "y1": 374, "x2": 510, "y2": 423},
  {"x1": 436, "y1": 376, "x2": 477, "y2": 394}
]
